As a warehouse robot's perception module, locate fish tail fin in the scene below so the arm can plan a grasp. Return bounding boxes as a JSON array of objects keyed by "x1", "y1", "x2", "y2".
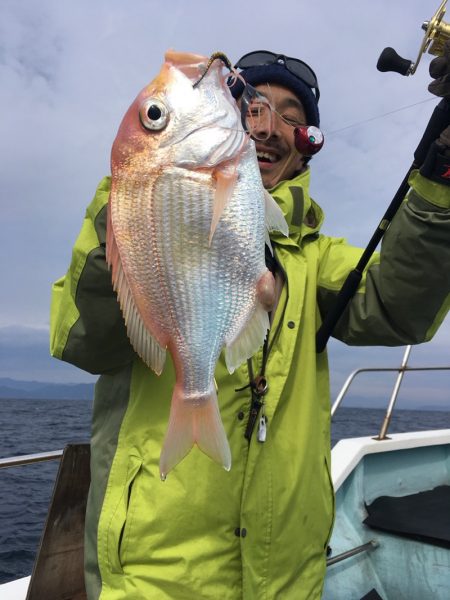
[{"x1": 159, "y1": 384, "x2": 231, "y2": 480}]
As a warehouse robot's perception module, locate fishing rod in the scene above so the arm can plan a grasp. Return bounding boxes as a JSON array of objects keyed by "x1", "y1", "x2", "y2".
[{"x1": 316, "y1": 0, "x2": 450, "y2": 353}]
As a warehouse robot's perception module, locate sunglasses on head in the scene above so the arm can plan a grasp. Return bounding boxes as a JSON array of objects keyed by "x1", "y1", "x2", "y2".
[{"x1": 234, "y1": 50, "x2": 320, "y2": 101}]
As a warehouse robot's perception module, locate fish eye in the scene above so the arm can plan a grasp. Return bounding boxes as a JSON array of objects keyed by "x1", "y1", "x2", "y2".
[{"x1": 139, "y1": 98, "x2": 169, "y2": 131}]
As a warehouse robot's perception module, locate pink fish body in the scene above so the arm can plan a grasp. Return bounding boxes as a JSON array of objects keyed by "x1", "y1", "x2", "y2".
[{"x1": 106, "y1": 51, "x2": 287, "y2": 479}]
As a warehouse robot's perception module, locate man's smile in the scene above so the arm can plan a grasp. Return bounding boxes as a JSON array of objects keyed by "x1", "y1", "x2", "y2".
[
  {"x1": 255, "y1": 145, "x2": 282, "y2": 169},
  {"x1": 256, "y1": 150, "x2": 279, "y2": 163}
]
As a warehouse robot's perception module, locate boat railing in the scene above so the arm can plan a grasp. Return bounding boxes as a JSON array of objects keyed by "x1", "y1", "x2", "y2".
[
  {"x1": 326, "y1": 539, "x2": 379, "y2": 567},
  {"x1": 331, "y1": 345, "x2": 450, "y2": 439},
  {"x1": 0, "y1": 449, "x2": 63, "y2": 470}
]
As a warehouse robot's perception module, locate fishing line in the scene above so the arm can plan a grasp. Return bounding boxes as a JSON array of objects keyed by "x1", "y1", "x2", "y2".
[
  {"x1": 326, "y1": 97, "x2": 436, "y2": 136},
  {"x1": 210, "y1": 96, "x2": 437, "y2": 155}
]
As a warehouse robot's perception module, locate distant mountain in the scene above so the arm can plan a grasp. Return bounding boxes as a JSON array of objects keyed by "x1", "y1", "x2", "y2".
[
  {"x1": 0, "y1": 377, "x2": 94, "y2": 400},
  {"x1": 1, "y1": 325, "x2": 448, "y2": 408}
]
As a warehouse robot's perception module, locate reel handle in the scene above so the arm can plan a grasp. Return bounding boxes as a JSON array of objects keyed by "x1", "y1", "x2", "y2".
[
  {"x1": 377, "y1": 47, "x2": 412, "y2": 76},
  {"x1": 377, "y1": 1, "x2": 449, "y2": 76}
]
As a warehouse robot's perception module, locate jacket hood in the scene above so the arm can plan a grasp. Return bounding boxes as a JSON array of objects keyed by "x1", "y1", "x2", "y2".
[{"x1": 269, "y1": 168, "x2": 324, "y2": 246}]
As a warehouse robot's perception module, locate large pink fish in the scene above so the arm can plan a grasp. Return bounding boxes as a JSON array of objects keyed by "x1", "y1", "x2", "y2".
[{"x1": 106, "y1": 50, "x2": 287, "y2": 479}]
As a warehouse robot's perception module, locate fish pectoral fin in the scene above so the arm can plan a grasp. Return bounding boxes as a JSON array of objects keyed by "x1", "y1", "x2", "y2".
[
  {"x1": 209, "y1": 165, "x2": 238, "y2": 245},
  {"x1": 225, "y1": 302, "x2": 270, "y2": 374},
  {"x1": 264, "y1": 190, "x2": 289, "y2": 236},
  {"x1": 159, "y1": 385, "x2": 232, "y2": 480},
  {"x1": 106, "y1": 207, "x2": 166, "y2": 374}
]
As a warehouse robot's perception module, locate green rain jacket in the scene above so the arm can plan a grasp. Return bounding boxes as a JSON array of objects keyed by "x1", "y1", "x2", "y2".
[{"x1": 50, "y1": 168, "x2": 449, "y2": 600}]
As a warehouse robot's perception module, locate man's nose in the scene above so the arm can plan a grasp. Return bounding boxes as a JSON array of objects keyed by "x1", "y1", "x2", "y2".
[{"x1": 249, "y1": 110, "x2": 280, "y2": 141}]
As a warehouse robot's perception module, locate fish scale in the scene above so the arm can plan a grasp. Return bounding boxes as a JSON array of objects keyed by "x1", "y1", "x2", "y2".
[{"x1": 151, "y1": 169, "x2": 259, "y2": 392}]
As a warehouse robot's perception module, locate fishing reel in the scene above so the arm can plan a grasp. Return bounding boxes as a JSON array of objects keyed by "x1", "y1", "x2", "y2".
[
  {"x1": 317, "y1": 0, "x2": 450, "y2": 354},
  {"x1": 377, "y1": 0, "x2": 450, "y2": 75}
]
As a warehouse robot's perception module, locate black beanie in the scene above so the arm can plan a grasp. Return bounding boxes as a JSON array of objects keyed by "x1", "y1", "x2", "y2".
[{"x1": 229, "y1": 63, "x2": 320, "y2": 127}]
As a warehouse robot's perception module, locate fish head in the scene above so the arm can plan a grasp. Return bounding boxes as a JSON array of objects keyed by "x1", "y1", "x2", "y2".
[{"x1": 111, "y1": 50, "x2": 247, "y2": 176}]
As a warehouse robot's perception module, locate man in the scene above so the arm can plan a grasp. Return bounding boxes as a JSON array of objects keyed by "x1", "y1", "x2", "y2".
[{"x1": 50, "y1": 50, "x2": 450, "y2": 599}]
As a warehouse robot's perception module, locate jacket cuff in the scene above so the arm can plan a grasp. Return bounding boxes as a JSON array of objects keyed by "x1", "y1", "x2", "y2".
[{"x1": 408, "y1": 169, "x2": 450, "y2": 209}]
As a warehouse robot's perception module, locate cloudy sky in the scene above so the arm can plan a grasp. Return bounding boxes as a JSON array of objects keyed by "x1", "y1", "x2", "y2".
[{"x1": 1, "y1": 0, "x2": 449, "y2": 409}]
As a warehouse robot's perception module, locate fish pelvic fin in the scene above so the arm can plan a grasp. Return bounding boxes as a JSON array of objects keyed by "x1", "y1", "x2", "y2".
[
  {"x1": 106, "y1": 202, "x2": 166, "y2": 374},
  {"x1": 209, "y1": 164, "x2": 238, "y2": 246},
  {"x1": 159, "y1": 384, "x2": 231, "y2": 480},
  {"x1": 264, "y1": 190, "x2": 289, "y2": 236}
]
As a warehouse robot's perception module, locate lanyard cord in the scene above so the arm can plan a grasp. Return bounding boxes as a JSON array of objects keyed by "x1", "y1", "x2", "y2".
[
  {"x1": 235, "y1": 322, "x2": 270, "y2": 391},
  {"x1": 242, "y1": 331, "x2": 270, "y2": 441},
  {"x1": 236, "y1": 243, "x2": 286, "y2": 441},
  {"x1": 248, "y1": 332, "x2": 270, "y2": 379}
]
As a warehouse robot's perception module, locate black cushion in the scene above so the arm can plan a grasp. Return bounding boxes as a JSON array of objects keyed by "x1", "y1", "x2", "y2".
[
  {"x1": 363, "y1": 485, "x2": 450, "y2": 549},
  {"x1": 360, "y1": 590, "x2": 384, "y2": 600}
]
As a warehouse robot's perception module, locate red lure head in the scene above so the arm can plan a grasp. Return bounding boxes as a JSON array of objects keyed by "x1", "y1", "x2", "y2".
[{"x1": 293, "y1": 125, "x2": 324, "y2": 156}]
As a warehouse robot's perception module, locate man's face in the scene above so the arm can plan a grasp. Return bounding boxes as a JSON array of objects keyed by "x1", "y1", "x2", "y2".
[{"x1": 243, "y1": 83, "x2": 307, "y2": 189}]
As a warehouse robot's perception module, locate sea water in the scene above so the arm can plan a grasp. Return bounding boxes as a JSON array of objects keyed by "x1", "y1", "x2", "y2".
[{"x1": 0, "y1": 398, "x2": 449, "y2": 584}]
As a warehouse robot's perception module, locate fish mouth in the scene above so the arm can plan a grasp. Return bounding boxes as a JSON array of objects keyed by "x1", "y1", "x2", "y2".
[
  {"x1": 159, "y1": 119, "x2": 232, "y2": 148},
  {"x1": 170, "y1": 123, "x2": 247, "y2": 168},
  {"x1": 164, "y1": 50, "x2": 209, "y2": 81},
  {"x1": 158, "y1": 52, "x2": 247, "y2": 166}
]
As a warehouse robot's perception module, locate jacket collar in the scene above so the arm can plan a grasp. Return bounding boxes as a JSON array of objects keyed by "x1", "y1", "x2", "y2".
[{"x1": 269, "y1": 168, "x2": 324, "y2": 247}]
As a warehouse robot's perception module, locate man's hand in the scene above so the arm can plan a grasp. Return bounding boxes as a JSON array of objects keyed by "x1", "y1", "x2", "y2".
[
  {"x1": 419, "y1": 40, "x2": 450, "y2": 185},
  {"x1": 428, "y1": 40, "x2": 450, "y2": 99},
  {"x1": 420, "y1": 43, "x2": 450, "y2": 184},
  {"x1": 436, "y1": 124, "x2": 450, "y2": 153}
]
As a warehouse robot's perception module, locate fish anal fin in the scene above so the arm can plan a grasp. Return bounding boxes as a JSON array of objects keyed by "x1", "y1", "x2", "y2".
[
  {"x1": 160, "y1": 385, "x2": 231, "y2": 480},
  {"x1": 106, "y1": 206, "x2": 166, "y2": 374},
  {"x1": 225, "y1": 300, "x2": 270, "y2": 374}
]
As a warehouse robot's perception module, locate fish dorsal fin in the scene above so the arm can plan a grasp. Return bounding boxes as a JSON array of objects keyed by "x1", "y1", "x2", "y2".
[
  {"x1": 106, "y1": 203, "x2": 166, "y2": 375},
  {"x1": 224, "y1": 303, "x2": 270, "y2": 374},
  {"x1": 264, "y1": 190, "x2": 289, "y2": 236},
  {"x1": 209, "y1": 164, "x2": 238, "y2": 245}
]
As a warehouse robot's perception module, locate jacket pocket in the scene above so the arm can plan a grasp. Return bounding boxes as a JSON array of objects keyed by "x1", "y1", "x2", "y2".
[
  {"x1": 323, "y1": 456, "x2": 336, "y2": 549},
  {"x1": 107, "y1": 454, "x2": 143, "y2": 573}
]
